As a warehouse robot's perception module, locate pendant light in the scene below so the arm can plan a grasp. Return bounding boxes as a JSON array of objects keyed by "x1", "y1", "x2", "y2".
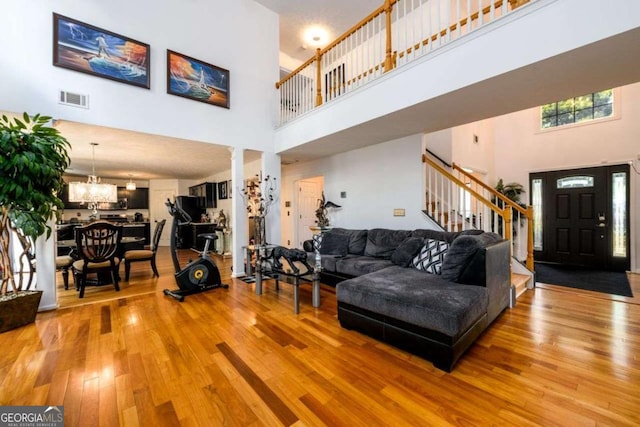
[
  {"x1": 126, "y1": 174, "x2": 137, "y2": 191},
  {"x1": 68, "y1": 142, "x2": 118, "y2": 215}
]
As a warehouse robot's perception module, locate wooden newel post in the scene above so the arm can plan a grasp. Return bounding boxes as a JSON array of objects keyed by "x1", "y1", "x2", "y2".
[
  {"x1": 503, "y1": 207, "x2": 512, "y2": 242},
  {"x1": 384, "y1": 0, "x2": 395, "y2": 73},
  {"x1": 315, "y1": 48, "x2": 323, "y2": 107},
  {"x1": 526, "y1": 205, "x2": 534, "y2": 271}
]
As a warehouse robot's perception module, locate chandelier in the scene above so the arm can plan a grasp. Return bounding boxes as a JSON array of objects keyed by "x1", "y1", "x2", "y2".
[{"x1": 68, "y1": 142, "x2": 117, "y2": 215}]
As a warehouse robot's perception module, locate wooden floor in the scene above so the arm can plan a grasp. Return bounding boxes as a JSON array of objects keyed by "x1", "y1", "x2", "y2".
[{"x1": 1, "y1": 247, "x2": 639, "y2": 426}]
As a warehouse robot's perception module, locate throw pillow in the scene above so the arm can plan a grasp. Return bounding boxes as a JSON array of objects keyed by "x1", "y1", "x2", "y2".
[
  {"x1": 364, "y1": 228, "x2": 412, "y2": 259},
  {"x1": 391, "y1": 237, "x2": 425, "y2": 267},
  {"x1": 412, "y1": 238, "x2": 449, "y2": 274},
  {"x1": 319, "y1": 232, "x2": 349, "y2": 256}
]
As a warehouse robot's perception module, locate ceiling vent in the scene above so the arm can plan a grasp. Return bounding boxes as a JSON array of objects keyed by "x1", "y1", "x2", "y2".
[{"x1": 59, "y1": 90, "x2": 89, "y2": 109}]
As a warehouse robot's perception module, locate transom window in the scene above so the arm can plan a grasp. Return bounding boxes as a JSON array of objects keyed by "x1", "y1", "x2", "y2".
[
  {"x1": 556, "y1": 176, "x2": 594, "y2": 189},
  {"x1": 541, "y1": 89, "x2": 613, "y2": 129}
]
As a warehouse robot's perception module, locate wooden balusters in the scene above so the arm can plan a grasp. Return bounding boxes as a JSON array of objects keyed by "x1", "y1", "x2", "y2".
[
  {"x1": 384, "y1": 0, "x2": 395, "y2": 72},
  {"x1": 277, "y1": 0, "x2": 534, "y2": 124}
]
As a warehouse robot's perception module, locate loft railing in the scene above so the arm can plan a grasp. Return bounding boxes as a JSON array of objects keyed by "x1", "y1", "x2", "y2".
[
  {"x1": 276, "y1": 0, "x2": 533, "y2": 125},
  {"x1": 422, "y1": 154, "x2": 534, "y2": 270}
]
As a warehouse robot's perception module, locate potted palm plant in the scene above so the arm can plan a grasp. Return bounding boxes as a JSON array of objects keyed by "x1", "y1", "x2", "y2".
[{"x1": 0, "y1": 113, "x2": 70, "y2": 332}]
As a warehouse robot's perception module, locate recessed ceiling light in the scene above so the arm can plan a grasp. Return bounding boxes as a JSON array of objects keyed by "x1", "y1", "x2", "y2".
[{"x1": 303, "y1": 26, "x2": 329, "y2": 49}]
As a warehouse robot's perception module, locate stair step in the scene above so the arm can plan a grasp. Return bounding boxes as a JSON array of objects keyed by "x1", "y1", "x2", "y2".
[{"x1": 511, "y1": 273, "x2": 529, "y2": 298}]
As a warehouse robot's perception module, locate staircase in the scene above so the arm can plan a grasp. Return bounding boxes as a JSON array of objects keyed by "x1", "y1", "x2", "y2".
[{"x1": 422, "y1": 152, "x2": 535, "y2": 303}]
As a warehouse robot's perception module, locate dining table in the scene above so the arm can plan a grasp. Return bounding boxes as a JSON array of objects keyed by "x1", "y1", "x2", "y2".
[
  {"x1": 57, "y1": 236, "x2": 145, "y2": 257},
  {"x1": 57, "y1": 236, "x2": 146, "y2": 287}
]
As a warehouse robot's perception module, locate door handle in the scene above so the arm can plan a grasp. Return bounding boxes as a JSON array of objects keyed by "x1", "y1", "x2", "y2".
[{"x1": 597, "y1": 223, "x2": 606, "y2": 228}]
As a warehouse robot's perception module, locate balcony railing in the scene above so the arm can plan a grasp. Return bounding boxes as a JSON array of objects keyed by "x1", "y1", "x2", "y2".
[{"x1": 276, "y1": 0, "x2": 533, "y2": 125}]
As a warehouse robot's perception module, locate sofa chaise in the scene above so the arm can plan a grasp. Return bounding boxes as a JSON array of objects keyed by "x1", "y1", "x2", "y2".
[{"x1": 304, "y1": 227, "x2": 511, "y2": 371}]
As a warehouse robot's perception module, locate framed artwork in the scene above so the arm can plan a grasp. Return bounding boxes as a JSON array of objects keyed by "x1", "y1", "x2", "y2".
[
  {"x1": 167, "y1": 50, "x2": 230, "y2": 108},
  {"x1": 218, "y1": 181, "x2": 228, "y2": 200},
  {"x1": 53, "y1": 13, "x2": 150, "y2": 89}
]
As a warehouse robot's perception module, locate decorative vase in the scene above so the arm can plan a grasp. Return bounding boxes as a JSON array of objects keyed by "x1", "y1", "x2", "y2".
[{"x1": 0, "y1": 290, "x2": 42, "y2": 333}]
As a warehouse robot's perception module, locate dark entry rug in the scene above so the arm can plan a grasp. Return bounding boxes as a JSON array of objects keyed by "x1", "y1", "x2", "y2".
[{"x1": 535, "y1": 262, "x2": 633, "y2": 297}]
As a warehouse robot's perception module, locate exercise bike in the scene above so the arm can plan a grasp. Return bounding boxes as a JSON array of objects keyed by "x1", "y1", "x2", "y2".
[{"x1": 163, "y1": 199, "x2": 228, "y2": 302}]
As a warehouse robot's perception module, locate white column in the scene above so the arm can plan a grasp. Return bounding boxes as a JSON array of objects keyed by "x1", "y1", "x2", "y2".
[
  {"x1": 262, "y1": 151, "x2": 282, "y2": 245},
  {"x1": 36, "y1": 217, "x2": 58, "y2": 311},
  {"x1": 230, "y1": 148, "x2": 246, "y2": 277}
]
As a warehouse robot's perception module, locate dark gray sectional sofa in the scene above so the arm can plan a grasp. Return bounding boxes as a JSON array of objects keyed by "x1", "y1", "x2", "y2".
[{"x1": 304, "y1": 227, "x2": 511, "y2": 372}]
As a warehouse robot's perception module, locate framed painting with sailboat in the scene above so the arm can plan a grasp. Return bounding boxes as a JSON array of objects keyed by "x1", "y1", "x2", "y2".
[
  {"x1": 52, "y1": 13, "x2": 150, "y2": 89},
  {"x1": 166, "y1": 50, "x2": 230, "y2": 109}
]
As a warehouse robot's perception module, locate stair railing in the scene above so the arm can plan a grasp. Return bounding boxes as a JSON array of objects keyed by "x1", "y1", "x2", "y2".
[
  {"x1": 276, "y1": 0, "x2": 533, "y2": 125},
  {"x1": 450, "y1": 163, "x2": 534, "y2": 270},
  {"x1": 423, "y1": 154, "x2": 512, "y2": 243},
  {"x1": 421, "y1": 153, "x2": 543, "y2": 272}
]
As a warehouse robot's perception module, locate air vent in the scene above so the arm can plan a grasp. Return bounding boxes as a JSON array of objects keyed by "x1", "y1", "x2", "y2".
[{"x1": 59, "y1": 90, "x2": 89, "y2": 109}]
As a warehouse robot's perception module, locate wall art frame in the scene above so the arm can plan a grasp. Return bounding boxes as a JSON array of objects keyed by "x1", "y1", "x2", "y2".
[
  {"x1": 167, "y1": 50, "x2": 230, "y2": 108},
  {"x1": 53, "y1": 13, "x2": 150, "y2": 89},
  {"x1": 218, "y1": 181, "x2": 228, "y2": 200}
]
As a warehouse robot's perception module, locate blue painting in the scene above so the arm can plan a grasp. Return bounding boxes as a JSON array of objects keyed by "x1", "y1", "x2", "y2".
[
  {"x1": 167, "y1": 50, "x2": 229, "y2": 108},
  {"x1": 53, "y1": 13, "x2": 150, "y2": 89}
]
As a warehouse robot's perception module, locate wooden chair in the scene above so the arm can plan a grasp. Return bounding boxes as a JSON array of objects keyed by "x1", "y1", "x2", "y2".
[
  {"x1": 72, "y1": 221, "x2": 123, "y2": 298},
  {"x1": 56, "y1": 255, "x2": 74, "y2": 289},
  {"x1": 124, "y1": 219, "x2": 166, "y2": 281},
  {"x1": 15, "y1": 228, "x2": 74, "y2": 290}
]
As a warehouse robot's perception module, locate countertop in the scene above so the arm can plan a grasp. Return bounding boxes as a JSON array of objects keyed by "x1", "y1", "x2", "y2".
[{"x1": 56, "y1": 221, "x2": 150, "y2": 229}]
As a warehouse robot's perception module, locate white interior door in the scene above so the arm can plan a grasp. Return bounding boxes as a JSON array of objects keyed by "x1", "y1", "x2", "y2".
[
  {"x1": 296, "y1": 179, "x2": 322, "y2": 247},
  {"x1": 151, "y1": 188, "x2": 177, "y2": 246}
]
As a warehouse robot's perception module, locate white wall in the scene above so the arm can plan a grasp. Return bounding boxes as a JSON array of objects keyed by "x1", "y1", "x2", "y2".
[
  {"x1": 1, "y1": 0, "x2": 279, "y2": 302},
  {"x1": 452, "y1": 119, "x2": 495, "y2": 179},
  {"x1": 281, "y1": 133, "x2": 430, "y2": 243},
  {"x1": 423, "y1": 129, "x2": 453, "y2": 163},
  {"x1": 275, "y1": 0, "x2": 640, "y2": 153},
  {"x1": 489, "y1": 82, "x2": 640, "y2": 271},
  {"x1": 0, "y1": 0, "x2": 279, "y2": 152},
  {"x1": 493, "y1": 85, "x2": 640, "y2": 185}
]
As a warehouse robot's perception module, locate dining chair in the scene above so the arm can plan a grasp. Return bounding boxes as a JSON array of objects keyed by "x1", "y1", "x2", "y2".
[
  {"x1": 15, "y1": 228, "x2": 75, "y2": 290},
  {"x1": 123, "y1": 219, "x2": 166, "y2": 281},
  {"x1": 14, "y1": 228, "x2": 36, "y2": 290},
  {"x1": 72, "y1": 221, "x2": 123, "y2": 298},
  {"x1": 56, "y1": 255, "x2": 75, "y2": 290}
]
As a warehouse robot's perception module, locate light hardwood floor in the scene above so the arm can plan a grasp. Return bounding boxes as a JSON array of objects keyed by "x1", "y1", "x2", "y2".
[{"x1": 1, "y1": 247, "x2": 639, "y2": 426}]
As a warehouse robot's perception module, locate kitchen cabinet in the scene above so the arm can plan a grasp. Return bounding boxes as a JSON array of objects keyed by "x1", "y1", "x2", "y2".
[
  {"x1": 190, "y1": 223, "x2": 221, "y2": 251},
  {"x1": 124, "y1": 187, "x2": 149, "y2": 209},
  {"x1": 122, "y1": 223, "x2": 151, "y2": 246},
  {"x1": 189, "y1": 182, "x2": 217, "y2": 208},
  {"x1": 59, "y1": 184, "x2": 84, "y2": 209}
]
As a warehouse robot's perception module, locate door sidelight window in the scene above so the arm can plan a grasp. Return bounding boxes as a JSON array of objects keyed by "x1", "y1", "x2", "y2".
[{"x1": 612, "y1": 172, "x2": 627, "y2": 258}]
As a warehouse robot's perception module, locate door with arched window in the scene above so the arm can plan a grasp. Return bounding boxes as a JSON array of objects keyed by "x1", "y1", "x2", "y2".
[{"x1": 530, "y1": 164, "x2": 630, "y2": 271}]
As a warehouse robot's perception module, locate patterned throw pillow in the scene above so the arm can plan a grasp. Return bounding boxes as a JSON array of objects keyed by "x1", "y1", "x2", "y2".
[{"x1": 412, "y1": 238, "x2": 449, "y2": 274}]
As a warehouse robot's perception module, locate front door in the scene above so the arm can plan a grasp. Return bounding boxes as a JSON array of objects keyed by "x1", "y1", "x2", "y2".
[{"x1": 531, "y1": 164, "x2": 630, "y2": 271}]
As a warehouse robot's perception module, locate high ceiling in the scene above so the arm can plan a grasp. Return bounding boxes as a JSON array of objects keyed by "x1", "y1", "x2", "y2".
[
  {"x1": 254, "y1": 0, "x2": 381, "y2": 63},
  {"x1": 51, "y1": 1, "x2": 382, "y2": 181},
  {"x1": 31, "y1": 1, "x2": 640, "y2": 182}
]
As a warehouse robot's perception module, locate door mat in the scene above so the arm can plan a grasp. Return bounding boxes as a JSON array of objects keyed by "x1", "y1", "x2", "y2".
[{"x1": 534, "y1": 262, "x2": 633, "y2": 297}]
